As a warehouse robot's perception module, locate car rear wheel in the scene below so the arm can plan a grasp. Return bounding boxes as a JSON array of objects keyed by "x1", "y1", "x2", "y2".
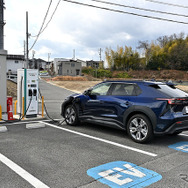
[
  {"x1": 64, "y1": 105, "x2": 79, "y2": 126},
  {"x1": 127, "y1": 114, "x2": 153, "y2": 143}
]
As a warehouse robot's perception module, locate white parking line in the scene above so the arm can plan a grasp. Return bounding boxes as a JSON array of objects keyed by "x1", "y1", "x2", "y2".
[
  {"x1": 0, "y1": 153, "x2": 49, "y2": 188},
  {"x1": 41, "y1": 121, "x2": 157, "y2": 157}
]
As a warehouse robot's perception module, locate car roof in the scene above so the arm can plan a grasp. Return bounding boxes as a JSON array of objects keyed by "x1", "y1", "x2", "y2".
[{"x1": 103, "y1": 80, "x2": 169, "y2": 86}]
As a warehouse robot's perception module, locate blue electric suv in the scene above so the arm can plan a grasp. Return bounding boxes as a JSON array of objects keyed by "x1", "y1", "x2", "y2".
[{"x1": 61, "y1": 80, "x2": 188, "y2": 143}]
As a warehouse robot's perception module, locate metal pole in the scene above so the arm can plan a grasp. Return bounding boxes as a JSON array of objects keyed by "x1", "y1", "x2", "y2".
[{"x1": 26, "y1": 11, "x2": 29, "y2": 69}]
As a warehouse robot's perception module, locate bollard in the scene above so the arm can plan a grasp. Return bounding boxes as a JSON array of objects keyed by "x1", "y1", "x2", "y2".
[
  {"x1": 0, "y1": 105, "x2": 2, "y2": 121},
  {"x1": 42, "y1": 96, "x2": 44, "y2": 118},
  {"x1": 14, "y1": 100, "x2": 17, "y2": 115}
]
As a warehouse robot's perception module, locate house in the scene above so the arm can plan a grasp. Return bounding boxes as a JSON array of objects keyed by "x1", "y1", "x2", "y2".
[
  {"x1": 6, "y1": 54, "x2": 25, "y2": 74},
  {"x1": 53, "y1": 58, "x2": 82, "y2": 76},
  {"x1": 86, "y1": 60, "x2": 101, "y2": 68},
  {"x1": 77, "y1": 59, "x2": 87, "y2": 67},
  {"x1": 29, "y1": 58, "x2": 50, "y2": 70}
]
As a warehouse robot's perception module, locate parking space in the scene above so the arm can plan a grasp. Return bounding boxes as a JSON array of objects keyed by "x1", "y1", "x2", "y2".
[{"x1": 0, "y1": 120, "x2": 188, "y2": 188}]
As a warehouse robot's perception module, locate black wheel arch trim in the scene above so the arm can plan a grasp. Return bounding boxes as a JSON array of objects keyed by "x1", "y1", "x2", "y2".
[
  {"x1": 123, "y1": 105, "x2": 157, "y2": 130},
  {"x1": 61, "y1": 97, "x2": 75, "y2": 117},
  {"x1": 61, "y1": 96, "x2": 81, "y2": 117}
]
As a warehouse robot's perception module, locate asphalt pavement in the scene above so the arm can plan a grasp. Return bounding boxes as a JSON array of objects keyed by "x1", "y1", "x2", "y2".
[{"x1": 0, "y1": 79, "x2": 188, "y2": 188}]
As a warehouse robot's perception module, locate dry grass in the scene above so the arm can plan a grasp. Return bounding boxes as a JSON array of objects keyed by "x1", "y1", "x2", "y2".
[
  {"x1": 48, "y1": 80, "x2": 101, "y2": 93},
  {"x1": 51, "y1": 76, "x2": 88, "y2": 81}
]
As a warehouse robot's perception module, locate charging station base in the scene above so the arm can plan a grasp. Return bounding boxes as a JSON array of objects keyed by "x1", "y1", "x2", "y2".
[
  {"x1": 13, "y1": 114, "x2": 45, "y2": 121},
  {"x1": 26, "y1": 114, "x2": 37, "y2": 118}
]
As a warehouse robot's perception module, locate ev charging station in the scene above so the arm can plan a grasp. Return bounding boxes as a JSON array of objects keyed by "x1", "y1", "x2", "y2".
[{"x1": 17, "y1": 69, "x2": 39, "y2": 118}]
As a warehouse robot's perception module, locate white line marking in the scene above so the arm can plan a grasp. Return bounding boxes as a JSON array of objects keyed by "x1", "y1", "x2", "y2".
[
  {"x1": 1, "y1": 119, "x2": 63, "y2": 126},
  {"x1": 41, "y1": 122, "x2": 157, "y2": 157},
  {"x1": 0, "y1": 153, "x2": 49, "y2": 188},
  {"x1": 180, "y1": 133, "x2": 188, "y2": 137}
]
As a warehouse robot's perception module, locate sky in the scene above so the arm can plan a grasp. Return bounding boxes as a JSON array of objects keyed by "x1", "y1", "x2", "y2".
[{"x1": 4, "y1": 0, "x2": 188, "y2": 63}]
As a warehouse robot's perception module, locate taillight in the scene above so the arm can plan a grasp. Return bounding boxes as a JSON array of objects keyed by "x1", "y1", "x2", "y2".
[{"x1": 156, "y1": 98, "x2": 187, "y2": 105}]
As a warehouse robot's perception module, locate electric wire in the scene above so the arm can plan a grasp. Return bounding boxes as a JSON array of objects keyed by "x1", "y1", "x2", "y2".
[
  {"x1": 40, "y1": 0, "x2": 61, "y2": 35},
  {"x1": 0, "y1": 97, "x2": 33, "y2": 123},
  {"x1": 90, "y1": 0, "x2": 188, "y2": 18},
  {"x1": 31, "y1": 0, "x2": 61, "y2": 38},
  {"x1": 38, "y1": 88, "x2": 77, "y2": 126},
  {"x1": 145, "y1": 0, "x2": 188, "y2": 9},
  {"x1": 38, "y1": 88, "x2": 59, "y2": 123},
  {"x1": 29, "y1": 0, "x2": 53, "y2": 51},
  {"x1": 62, "y1": 0, "x2": 188, "y2": 24}
]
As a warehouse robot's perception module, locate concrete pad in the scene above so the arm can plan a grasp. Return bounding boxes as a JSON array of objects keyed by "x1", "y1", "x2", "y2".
[
  {"x1": 26, "y1": 122, "x2": 46, "y2": 129},
  {"x1": 0, "y1": 126, "x2": 8, "y2": 132}
]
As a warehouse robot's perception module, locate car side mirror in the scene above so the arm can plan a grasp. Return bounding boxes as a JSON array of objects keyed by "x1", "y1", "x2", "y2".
[{"x1": 83, "y1": 89, "x2": 92, "y2": 96}]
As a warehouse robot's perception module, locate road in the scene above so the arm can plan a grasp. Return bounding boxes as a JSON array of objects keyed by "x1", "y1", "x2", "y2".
[{"x1": 0, "y1": 79, "x2": 188, "y2": 188}]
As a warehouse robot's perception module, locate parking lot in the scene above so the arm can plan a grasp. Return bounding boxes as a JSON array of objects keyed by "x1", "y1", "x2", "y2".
[
  {"x1": 0, "y1": 119, "x2": 187, "y2": 188},
  {"x1": 0, "y1": 80, "x2": 188, "y2": 188}
]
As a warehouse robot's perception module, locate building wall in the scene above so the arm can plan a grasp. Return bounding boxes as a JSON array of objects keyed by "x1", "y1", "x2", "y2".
[
  {"x1": 62, "y1": 61, "x2": 81, "y2": 76},
  {"x1": 6, "y1": 59, "x2": 24, "y2": 73},
  {"x1": 54, "y1": 58, "x2": 66, "y2": 73}
]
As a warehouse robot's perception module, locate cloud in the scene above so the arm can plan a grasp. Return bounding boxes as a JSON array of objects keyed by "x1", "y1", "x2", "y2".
[{"x1": 4, "y1": 0, "x2": 188, "y2": 61}]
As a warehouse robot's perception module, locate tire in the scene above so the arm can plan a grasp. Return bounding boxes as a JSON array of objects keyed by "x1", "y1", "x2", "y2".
[
  {"x1": 64, "y1": 105, "x2": 79, "y2": 126},
  {"x1": 127, "y1": 114, "x2": 153, "y2": 143}
]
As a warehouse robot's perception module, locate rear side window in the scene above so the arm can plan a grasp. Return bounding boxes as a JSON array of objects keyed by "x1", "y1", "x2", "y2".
[
  {"x1": 150, "y1": 84, "x2": 188, "y2": 97},
  {"x1": 111, "y1": 83, "x2": 142, "y2": 96}
]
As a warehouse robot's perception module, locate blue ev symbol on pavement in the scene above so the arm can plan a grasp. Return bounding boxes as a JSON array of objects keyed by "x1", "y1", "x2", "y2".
[
  {"x1": 87, "y1": 161, "x2": 162, "y2": 188},
  {"x1": 169, "y1": 142, "x2": 188, "y2": 153}
]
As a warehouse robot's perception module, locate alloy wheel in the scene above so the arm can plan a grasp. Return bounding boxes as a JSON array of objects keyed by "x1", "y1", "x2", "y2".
[{"x1": 65, "y1": 106, "x2": 76, "y2": 125}]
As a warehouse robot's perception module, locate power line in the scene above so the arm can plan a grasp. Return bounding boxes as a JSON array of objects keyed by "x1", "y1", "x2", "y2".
[
  {"x1": 62, "y1": 0, "x2": 188, "y2": 24},
  {"x1": 29, "y1": 0, "x2": 53, "y2": 51},
  {"x1": 145, "y1": 0, "x2": 188, "y2": 9},
  {"x1": 40, "y1": 0, "x2": 61, "y2": 34},
  {"x1": 90, "y1": 0, "x2": 188, "y2": 18}
]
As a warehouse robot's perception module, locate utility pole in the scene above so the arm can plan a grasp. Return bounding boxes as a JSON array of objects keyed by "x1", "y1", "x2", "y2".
[
  {"x1": 25, "y1": 11, "x2": 29, "y2": 69},
  {"x1": 48, "y1": 53, "x2": 51, "y2": 69},
  {"x1": 99, "y1": 48, "x2": 103, "y2": 68},
  {"x1": 0, "y1": 0, "x2": 5, "y2": 49},
  {"x1": 0, "y1": 0, "x2": 7, "y2": 117},
  {"x1": 73, "y1": 49, "x2": 75, "y2": 60}
]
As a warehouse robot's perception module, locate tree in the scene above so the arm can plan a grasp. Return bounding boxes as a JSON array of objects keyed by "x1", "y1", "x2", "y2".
[{"x1": 105, "y1": 46, "x2": 140, "y2": 71}]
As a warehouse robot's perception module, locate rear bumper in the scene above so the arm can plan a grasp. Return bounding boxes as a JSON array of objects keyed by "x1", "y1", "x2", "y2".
[{"x1": 155, "y1": 120, "x2": 188, "y2": 135}]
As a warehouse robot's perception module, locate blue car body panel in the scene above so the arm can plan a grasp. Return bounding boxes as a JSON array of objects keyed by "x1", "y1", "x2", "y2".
[{"x1": 61, "y1": 80, "x2": 188, "y2": 135}]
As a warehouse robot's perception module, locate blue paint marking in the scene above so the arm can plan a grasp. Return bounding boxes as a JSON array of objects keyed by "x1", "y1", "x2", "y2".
[
  {"x1": 169, "y1": 142, "x2": 188, "y2": 153},
  {"x1": 87, "y1": 161, "x2": 162, "y2": 188}
]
